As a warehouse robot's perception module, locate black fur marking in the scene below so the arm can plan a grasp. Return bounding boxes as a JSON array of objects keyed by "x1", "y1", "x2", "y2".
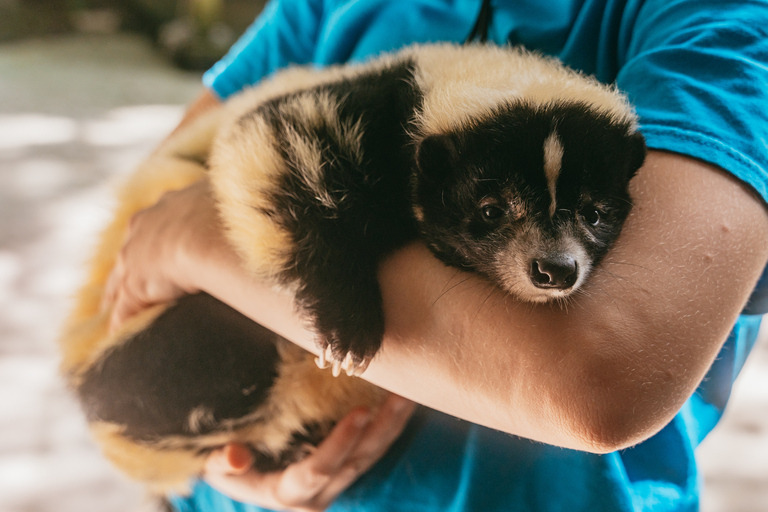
[
  {"x1": 414, "y1": 101, "x2": 645, "y2": 281},
  {"x1": 253, "y1": 60, "x2": 424, "y2": 362},
  {"x1": 78, "y1": 293, "x2": 281, "y2": 440},
  {"x1": 250, "y1": 421, "x2": 330, "y2": 473}
]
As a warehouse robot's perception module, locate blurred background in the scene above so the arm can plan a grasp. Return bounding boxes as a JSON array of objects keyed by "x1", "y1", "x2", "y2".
[{"x1": 0, "y1": 1, "x2": 766, "y2": 511}]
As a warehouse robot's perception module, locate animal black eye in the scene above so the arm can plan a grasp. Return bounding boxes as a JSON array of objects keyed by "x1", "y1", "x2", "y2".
[
  {"x1": 481, "y1": 205, "x2": 504, "y2": 221},
  {"x1": 581, "y1": 209, "x2": 601, "y2": 227}
]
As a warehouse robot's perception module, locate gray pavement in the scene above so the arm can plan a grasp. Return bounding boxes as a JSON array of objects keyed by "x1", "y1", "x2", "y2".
[
  {"x1": 0, "y1": 32, "x2": 766, "y2": 512},
  {"x1": 0, "y1": 33, "x2": 200, "y2": 512}
]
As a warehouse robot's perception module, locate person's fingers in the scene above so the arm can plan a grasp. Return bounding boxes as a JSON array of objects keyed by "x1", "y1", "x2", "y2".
[
  {"x1": 226, "y1": 443, "x2": 256, "y2": 473},
  {"x1": 351, "y1": 394, "x2": 415, "y2": 460},
  {"x1": 107, "y1": 293, "x2": 130, "y2": 334},
  {"x1": 205, "y1": 444, "x2": 324, "y2": 512},
  {"x1": 203, "y1": 410, "x2": 373, "y2": 510},
  {"x1": 206, "y1": 444, "x2": 254, "y2": 476},
  {"x1": 274, "y1": 407, "x2": 372, "y2": 505},
  {"x1": 204, "y1": 463, "x2": 280, "y2": 509},
  {"x1": 107, "y1": 282, "x2": 147, "y2": 334},
  {"x1": 101, "y1": 241, "x2": 135, "y2": 315},
  {"x1": 309, "y1": 394, "x2": 415, "y2": 505},
  {"x1": 203, "y1": 396, "x2": 415, "y2": 511},
  {"x1": 101, "y1": 264, "x2": 120, "y2": 314}
]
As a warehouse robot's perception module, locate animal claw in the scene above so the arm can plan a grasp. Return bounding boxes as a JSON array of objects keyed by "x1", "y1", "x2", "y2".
[
  {"x1": 314, "y1": 344, "x2": 334, "y2": 369},
  {"x1": 317, "y1": 344, "x2": 371, "y2": 377},
  {"x1": 341, "y1": 352, "x2": 354, "y2": 374},
  {"x1": 343, "y1": 353, "x2": 371, "y2": 377},
  {"x1": 331, "y1": 359, "x2": 342, "y2": 377},
  {"x1": 315, "y1": 348, "x2": 327, "y2": 369}
]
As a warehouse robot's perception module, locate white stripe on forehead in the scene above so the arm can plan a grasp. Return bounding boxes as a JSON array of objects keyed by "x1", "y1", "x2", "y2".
[{"x1": 543, "y1": 130, "x2": 564, "y2": 217}]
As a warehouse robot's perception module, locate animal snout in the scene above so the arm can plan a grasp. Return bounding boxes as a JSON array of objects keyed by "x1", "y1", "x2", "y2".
[{"x1": 529, "y1": 256, "x2": 578, "y2": 290}]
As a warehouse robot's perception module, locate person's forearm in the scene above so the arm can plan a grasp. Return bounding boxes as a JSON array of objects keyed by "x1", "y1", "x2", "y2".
[
  {"x1": 368, "y1": 152, "x2": 768, "y2": 452},
  {"x1": 186, "y1": 150, "x2": 768, "y2": 453}
]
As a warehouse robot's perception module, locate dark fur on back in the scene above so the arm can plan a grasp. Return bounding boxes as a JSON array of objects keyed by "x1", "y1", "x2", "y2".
[
  {"x1": 247, "y1": 60, "x2": 425, "y2": 363},
  {"x1": 79, "y1": 293, "x2": 281, "y2": 440}
]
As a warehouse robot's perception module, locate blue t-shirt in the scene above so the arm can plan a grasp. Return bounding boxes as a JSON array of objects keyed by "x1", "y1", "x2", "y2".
[{"x1": 172, "y1": 1, "x2": 768, "y2": 510}]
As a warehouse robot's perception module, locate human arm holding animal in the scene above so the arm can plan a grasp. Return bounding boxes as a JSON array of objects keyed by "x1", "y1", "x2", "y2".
[
  {"x1": 106, "y1": 149, "x2": 768, "y2": 453},
  {"x1": 100, "y1": 1, "x2": 768, "y2": 509},
  {"x1": 105, "y1": 0, "x2": 765, "y2": 460}
]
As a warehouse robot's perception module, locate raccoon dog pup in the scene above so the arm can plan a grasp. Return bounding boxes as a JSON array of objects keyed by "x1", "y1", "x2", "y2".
[{"x1": 60, "y1": 43, "x2": 644, "y2": 492}]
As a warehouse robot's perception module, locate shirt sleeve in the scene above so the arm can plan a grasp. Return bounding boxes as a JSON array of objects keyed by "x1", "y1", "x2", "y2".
[
  {"x1": 616, "y1": 0, "x2": 768, "y2": 205},
  {"x1": 203, "y1": 0, "x2": 481, "y2": 99},
  {"x1": 202, "y1": 0, "x2": 325, "y2": 100}
]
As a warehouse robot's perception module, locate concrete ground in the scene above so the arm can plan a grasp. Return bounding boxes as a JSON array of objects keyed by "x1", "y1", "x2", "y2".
[
  {"x1": 0, "y1": 32, "x2": 766, "y2": 512},
  {"x1": 0, "y1": 33, "x2": 200, "y2": 512}
]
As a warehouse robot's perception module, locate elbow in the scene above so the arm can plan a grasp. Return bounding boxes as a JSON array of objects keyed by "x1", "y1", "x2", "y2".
[
  {"x1": 565, "y1": 395, "x2": 665, "y2": 455},
  {"x1": 573, "y1": 417, "x2": 652, "y2": 455},
  {"x1": 556, "y1": 347, "x2": 679, "y2": 454}
]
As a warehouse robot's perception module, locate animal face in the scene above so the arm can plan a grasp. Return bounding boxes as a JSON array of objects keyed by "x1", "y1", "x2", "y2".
[{"x1": 414, "y1": 101, "x2": 646, "y2": 302}]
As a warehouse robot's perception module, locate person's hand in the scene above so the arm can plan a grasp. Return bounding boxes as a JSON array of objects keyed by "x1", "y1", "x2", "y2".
[
  {"x1": 204, "y1": 393, "x2": 416, "y2": 512},
  {"x1": 103, "y1": 178, "x2": 231, "y2": 333}
]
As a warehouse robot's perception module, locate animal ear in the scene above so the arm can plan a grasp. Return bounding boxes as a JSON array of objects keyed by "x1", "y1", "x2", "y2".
[
  {"x1": 625, "y1": 131, "x2": 647, "y2": 180},
  {"x1": 415, "y1": 134, "x2": 459, "y2": 185}
]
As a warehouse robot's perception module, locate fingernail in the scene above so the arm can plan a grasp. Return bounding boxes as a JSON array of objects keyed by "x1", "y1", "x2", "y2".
[{"x1": 226, "y1": 443, "x2": 254, "y2": 471}]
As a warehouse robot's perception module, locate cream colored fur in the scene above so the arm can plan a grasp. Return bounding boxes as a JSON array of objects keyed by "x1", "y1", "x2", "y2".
[
  {"x1": 407, "y1": 43, "x2": 637, "y2": 137},
  {"x1": 59, "y1": 94, "x2": 383, "y2": 492}
]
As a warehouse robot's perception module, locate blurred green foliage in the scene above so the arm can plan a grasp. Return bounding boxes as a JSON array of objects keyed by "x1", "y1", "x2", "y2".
[{"x1": 0, "y1": 0, "x2": 266, "y2": 70}]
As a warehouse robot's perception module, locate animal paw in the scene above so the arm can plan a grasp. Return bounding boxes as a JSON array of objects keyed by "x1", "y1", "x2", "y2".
[{"x1": 314, "y1": 344, "x2": 371, "y2": 377}]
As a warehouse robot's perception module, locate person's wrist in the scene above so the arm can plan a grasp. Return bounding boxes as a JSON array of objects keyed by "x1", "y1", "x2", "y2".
[
  {"x1": 174, "y1": 217, "x2": 243, "y2": 297},
  {"x1": 171, "y1": 230, "x2": 206, "y2": 295}
]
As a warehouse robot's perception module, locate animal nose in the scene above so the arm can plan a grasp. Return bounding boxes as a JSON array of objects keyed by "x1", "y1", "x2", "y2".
[{"x1": 530, "y1": 257, "x2": 578, "y2": 290}]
